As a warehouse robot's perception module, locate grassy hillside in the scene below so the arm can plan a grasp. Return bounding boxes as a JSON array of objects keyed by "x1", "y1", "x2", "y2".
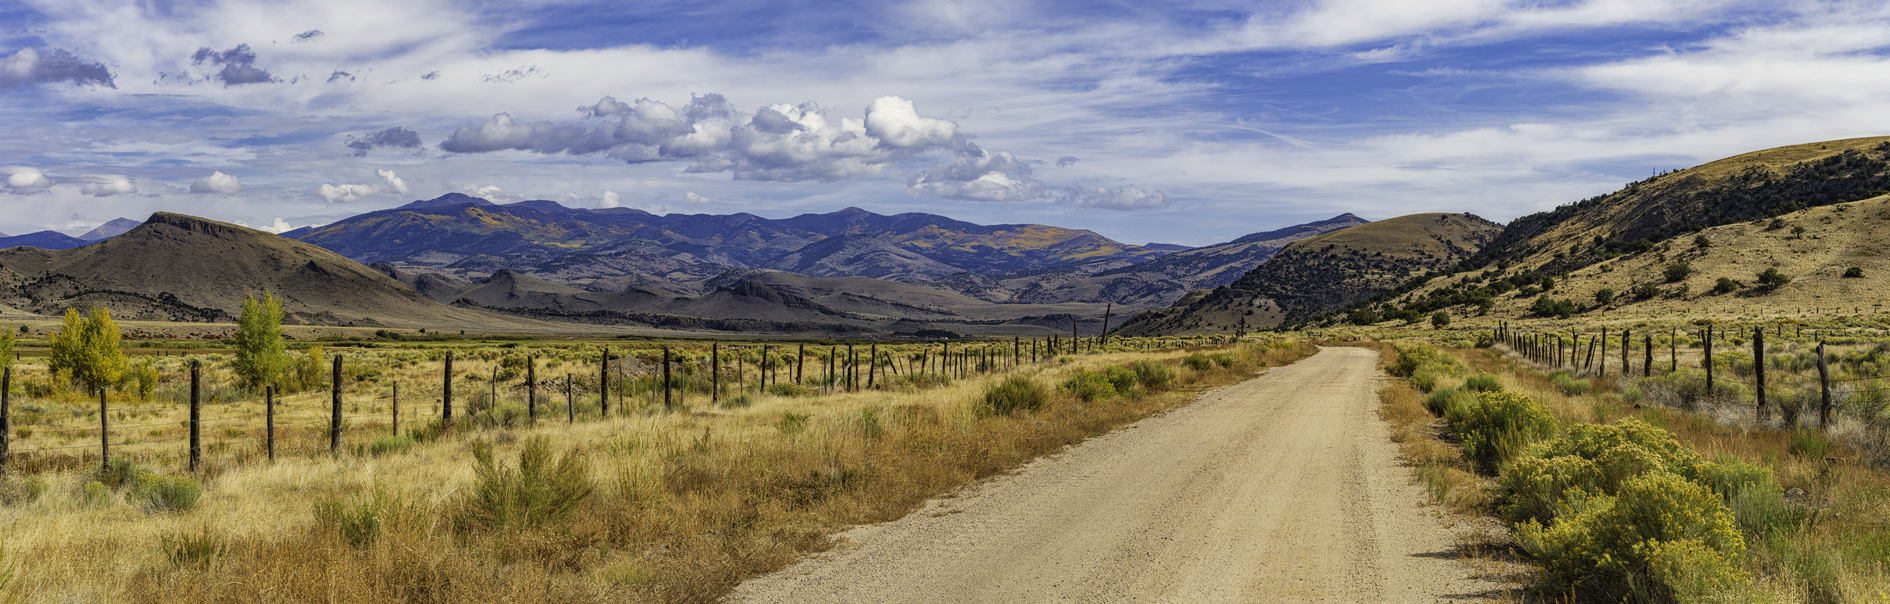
[
  {"x1": 1119, "y1": 213, "x2": 1500, "y2": 335},
  {"x1": 1347, "y1": 136, "x2": 1890, "y2": 328},
  {"x1": 1389, "y1": 196, "x2": 1890, "y2": 326}
]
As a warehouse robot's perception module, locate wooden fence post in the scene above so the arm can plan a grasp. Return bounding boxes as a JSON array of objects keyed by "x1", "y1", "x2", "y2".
[
  {"x1": 190, "y1": 360, "x2": 201, "y2": 473},
  {"x1": 1622, "y1": 329, "x2": 1631, "y2": 378},
  {"x1": 797, "y1": 343, "x2": 805, "y2": 384},
  {"x1": 1704, "y1": 326, "x2": 1715, "y2": 395},
  {"x1": 712, "y1": 343, "x2": 720, "y2": 406},
  {"x1": 526, "y1": 359, "x2": 535, "y2": 425},
  {"x1": 1644, "y1": 335, "x2": 1653, "y2": 378},
  {"x1": 99, "y1": 386, "x2": 108, "y2": 472},
  {"x1": 1, "y1": 366, "x2": 10, "y2": 477},
  {"x1": 600, "y1": 347, "x2": 611, "y2": 418},
  {"x1": 662, "y1": 345, "x2": 673, "y2": 412},
  {"x1": 331, "y1": 353, "x2": 343, "y2": 454},
  {"x1": 443, "y1": 351, "x2": 454, "y2": 426},
  {"x1": 869, "y1": 344, "x2": 878, "y2": 390},
  {"x1": 392, "y1": 382, "x2": 400, "y2": 436},
  {"x1": 566, "y1": 374, "x2": 574, "y2": 424},
  {"x1": 1599, "y1": 327, "x2": 1608, "y2": 378},
  {"x1": 265, "y1": 386, "x2": 274, "y2": 462},
  {"x1": 1670, "y1": 329, "x2": 1677, "y2": 372},
  {"x1": 1817, "y1": 341, "x2": 1831, "y2": 433},
  {"x1": 1754, "y1": 327, "x2": 1769, "y2": 424}
]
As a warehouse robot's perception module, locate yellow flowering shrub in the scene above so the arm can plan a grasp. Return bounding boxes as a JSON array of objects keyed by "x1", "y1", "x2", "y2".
[{"x1": 1445, "y1": 391, "x2": 1557, "y2": 472}]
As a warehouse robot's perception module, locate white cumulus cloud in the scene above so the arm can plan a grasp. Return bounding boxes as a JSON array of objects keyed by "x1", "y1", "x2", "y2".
[
  {"x1": 77, "y1": 173, "x2": 136, "y2": 197},
  {"x1": 190, "y1": 171, "x2": 243, "y2": 194},
  {"x1": 317, "y1": 169, "x2": 409, "y2": 203},
  {"x1": 1, "y1": 167, "x2": 52, "y2": 194},
  {"x1": 1059, "y1": 184, "x2": 1168, "y2": 211},
  {"x1": 442, "y1": 94, "x2": 969, "y2": 183},
  {"x1": 600, "y1": 190, "x2": 621, "y2": 208}
]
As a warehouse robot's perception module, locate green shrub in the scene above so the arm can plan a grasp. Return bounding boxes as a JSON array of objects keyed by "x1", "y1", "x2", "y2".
[
  {"x1": 1756, "y1": 267, "x2": 1792, "y2": 292},
  {"x1": 1594, "y1": 288, "x2": 1617, "y2": 305},
  {"x1": 766, "y1": 382, "x2": 809, "y2": 397},
  {"x1": 98, "y1": 456, "x2": 146, "y2": 489},
  {"x1": 1714, "y1": 277, "x2": 1743, "y2": 294},
  {"x1": 133, "y1": 473, "x2": 203, "y2": 512},
  {"x1": 1389, "y1": 343, "x2": 1454, "y2": 377},
  {"x1": 1103, "y1": 365, "x2": 1139, "y2": 397},
  {"x1": 365, "y1": 435, "x2": 416, "y2": 457},
  {"x1": 1788, "y1": 428, "x2": 1831, "y2": 460},
  {"x1": 1060, "y1": 371, "x2": 1117, "y2": 402},
  {"x1": 1517, "y1": 471, "x2": 1747, "y2": 602},
  {"x1": 1131, "y1": 360, "x2": 1174, "y2": 390},
  {"x1": 1843, "y1": 267, "x2": 1864, "y2": 278},
  {"x1": 1664, "y1": 263, "x2": 1693, "y2": 283},
  {"x1": 22, "y1": 476, "x2": 47, "y2": 502},
  {"x1": 981, "y1": 375, "x2": 1047, "y2": 416},
  {"x1": 1446, "y1": 391, "x2": 1557, "y2": 473},
  {"x1": 314, "y1": 485, "x2": 416, "y2": 548},
  {"x1": 82, "y1": 481, "x2": 112, "y2": 508},
  {"x1": 1424, "y1": 387, "x2": 1480, "y2": 417},
  {"x1": 1463, "y1": 373, "x2": 1502, "y2": 393},
  {"x1": 1211, "y1": 353, "x2": 1236, "y2": 368},
  {"x1": 1182, "y1": 354, "x2": 1212, "y2": 371},
  {"x1": 452, "y1": 436, "x2": 593, "y2": 534},
  {"x1": 1497, "y1": 420, "x2": 1709, "y2": 524},
  {"x1": 1409, "y1": 367, "x2": 1444, "y2": 393},
  {"x1": 1549, "y1": 371, "x2": 1591, "y2": 396},
  {"x1": 723, "y1": 394, "x2": 754, "y2": 408}
]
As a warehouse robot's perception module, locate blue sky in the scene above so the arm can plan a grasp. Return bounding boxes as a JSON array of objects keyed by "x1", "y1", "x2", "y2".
[{"x1": 3, "y1": 0, "x2": 1890, "y2": 246}]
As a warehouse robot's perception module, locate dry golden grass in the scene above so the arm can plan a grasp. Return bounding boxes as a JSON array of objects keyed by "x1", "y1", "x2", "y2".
[
  {"x1": 1453, "y1": 344, "x2": 1890, "y2": 603},
  {"x1": 0, "y1": 337, "x2": 1319, "y2": 602}
]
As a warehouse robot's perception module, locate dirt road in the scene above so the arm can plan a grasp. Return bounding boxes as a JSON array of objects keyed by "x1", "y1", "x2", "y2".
[{"x1": 730, "y1": 347, "x2": 1493, "y2": 603}]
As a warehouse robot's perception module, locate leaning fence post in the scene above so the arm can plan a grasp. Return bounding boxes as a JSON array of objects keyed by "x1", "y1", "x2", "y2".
[
  {"x1": 99, "y1": 386, "x2": 109, "y2": 472},
  {"x1": 1, "y1": 366, "x2": 10, "y2": 477},
  {"x1": 1754, "y1": 327, "x2": 1769, "y2": 425},
  {"x1": 190, "y1": 360, "x2": 201, "y2": 474},
  {"x1": 331, "y1": 353, "x2": 343, "y2": 454},
  {"x1": 565, "y1": 374, "x2": 574, "y2": 424},
  {"x1": 265, "y1": 385, "x2": 275, "y2": 462},
  {"x1": 1817, "y1": 341, "x2": 1831, "y2": 433}
]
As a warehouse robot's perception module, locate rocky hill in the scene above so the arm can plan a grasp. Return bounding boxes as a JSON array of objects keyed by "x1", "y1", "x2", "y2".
[
  {"x1": 0, "y1": 213, "x2": 547, "y2": 330},
  {"x1": 1117, "y1": 213, "x2": 1501, "y2": 335}
]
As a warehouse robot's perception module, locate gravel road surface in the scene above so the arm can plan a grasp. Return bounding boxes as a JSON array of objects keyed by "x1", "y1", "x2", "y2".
[{"x1": 730, "y1": 347, "x2": 1493, "y2": 603}]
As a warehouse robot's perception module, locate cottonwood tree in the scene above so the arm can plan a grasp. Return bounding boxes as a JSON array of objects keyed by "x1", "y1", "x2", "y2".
[
  {"x1": 49, "y1": 307, "x2": 126, "y2": 392},
  {"x1": 232, "y1": 291, "x2": 288, "y2": 389}
]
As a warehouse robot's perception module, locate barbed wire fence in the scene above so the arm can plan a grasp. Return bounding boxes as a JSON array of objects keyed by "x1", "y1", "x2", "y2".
[{"x1": 0, "y1": 334, "x2": 1222, "y2": 478}]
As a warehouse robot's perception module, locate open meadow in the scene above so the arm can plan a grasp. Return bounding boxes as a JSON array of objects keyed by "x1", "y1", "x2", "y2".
[{"x1": 0, "y1": 331, "x2": 1313, "y2": 602}]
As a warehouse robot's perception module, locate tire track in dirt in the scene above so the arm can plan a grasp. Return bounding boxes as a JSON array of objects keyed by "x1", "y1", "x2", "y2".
[{"x1": 731, "y1": 347, "x2": 1497, "y2": 603}]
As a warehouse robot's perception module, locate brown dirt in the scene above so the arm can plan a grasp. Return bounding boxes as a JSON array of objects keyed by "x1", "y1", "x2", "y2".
[{"x1": 729, "y1": 347, "x2": 1501, "y2": 603}]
